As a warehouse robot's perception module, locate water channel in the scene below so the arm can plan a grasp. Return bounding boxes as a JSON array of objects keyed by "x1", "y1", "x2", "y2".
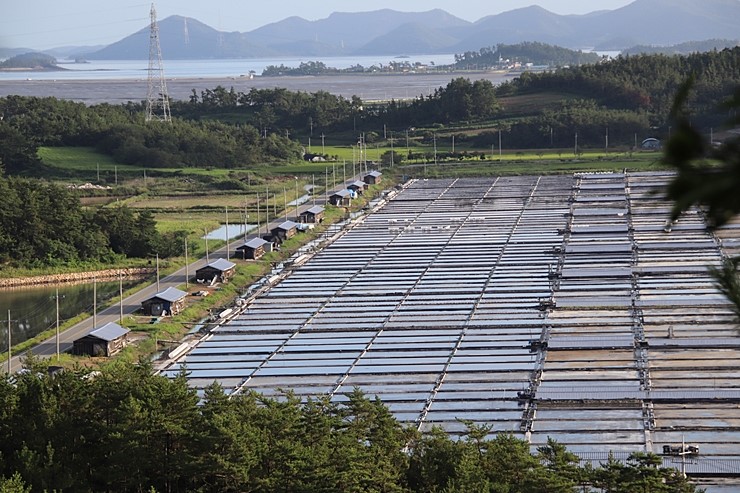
[{"x1": 0, "y1": 279, "x2": 142, "y2": 351}]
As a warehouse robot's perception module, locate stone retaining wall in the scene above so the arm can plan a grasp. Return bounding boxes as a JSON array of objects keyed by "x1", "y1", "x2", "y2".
[{"x1": 0, "y1": 268, "x2": 154, "y2": 288}]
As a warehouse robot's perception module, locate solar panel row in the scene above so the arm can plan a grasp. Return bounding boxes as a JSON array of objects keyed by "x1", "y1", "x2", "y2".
[{"x1": 161, "y1": 172, "x2": 740, "y2": 468}]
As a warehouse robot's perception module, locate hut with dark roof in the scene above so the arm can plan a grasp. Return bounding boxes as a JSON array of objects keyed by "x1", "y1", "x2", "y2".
[
  {"x1": 73, "y1": 322, "x2": 129, "y2": 357},
  {"x1": 196, "y1": 259, "x2": 237, "y2": 284},
  {"x1": 271, "y1": 221, "x2": 298, "y2": 241},
  {"x1": 236, "y1": 237, "x2": 269, "y2": 260},
  {"x1": 364, "y1": 170, "x2": 382, "y2": 185},
  {"x1": 141, "y1": 287, "x2": 188, "y2": 316},
  {"x1": 300, "y1": 205, "x2": 325, "y2": 224}
]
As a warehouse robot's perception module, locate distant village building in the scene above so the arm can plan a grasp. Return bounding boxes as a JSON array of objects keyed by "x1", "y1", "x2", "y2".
[
  {"x1": 300, "y1": 205, "x2": 325, "y2": 224},
  {"x1": 236, "y1": 237, "x2": 269, "y2": 260},
  {"x1": 329, "y1": 189, "x2": 352, "y2": 206},
  {"x1": 641, "y1": 138, "x2": 661, "y2": 150},
  {"x1": 141, "y1": 287, "x2": 188, "y2": 316},
  {"x1": 73, "y1": 322, "x2": 129, "y2": 357},
  {"x1": 196, "y1": 259, "x2": 237, "y2": 283},
  {"x1": 364, "y1": 170, "x2": 382, "y2": 185},
  {"x1": 271, "y1": 221, "x2": 298, "y2": 241}
]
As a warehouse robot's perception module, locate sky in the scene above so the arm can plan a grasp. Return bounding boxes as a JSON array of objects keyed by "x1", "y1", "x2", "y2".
[{"x1": 1, "y1": 0, "x2": 636, "y2": 50}]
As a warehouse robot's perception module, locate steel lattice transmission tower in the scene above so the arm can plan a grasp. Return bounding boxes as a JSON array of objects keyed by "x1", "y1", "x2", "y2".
[{"x1": 146, "y1": 3, "x2": 171, "y2": 122}]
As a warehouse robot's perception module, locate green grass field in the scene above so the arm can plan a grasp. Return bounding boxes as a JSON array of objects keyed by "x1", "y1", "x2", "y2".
[{"x1": 38, "y1": 146, "x2": 125, "y2": 171}]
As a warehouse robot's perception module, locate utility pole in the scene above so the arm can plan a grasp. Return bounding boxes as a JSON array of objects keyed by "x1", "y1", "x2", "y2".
[
  {"x1": 6, "y1": 310, "x2": 10, "y2": 374},
  {"x1": 390, "y1": 131, "x2": 394, "y2": 167},
  {"x1": 119, "y1": 274, "x2": 124, "y2": 322},
  {"x1": 283, "y1": 187, "x2": 287, "y2": 221},
  {"x1": 56, "y1": 288, "x2": 60, "y2": 360},
  {"x1": 225, "y1": 206, "x2": 230, "y2": 259},
  {"x1": 156, "y1": 253, "x2": 160, "y2": 292},
  {"x1": 574, "y1": 132, "x2": 578, "y2": 156},
  {"x1": 184, "y1": 239, "x2": 189, "y2": 290},
  {"x1": 243, "y1": 198, "x2": 248, "y2": 242},
  {"x1": 256, "y1": 193, "x2": 261, "y2": 235},
  {"x1": 145, "y1": 2, "x2": 171, "y2": 122},
  {"x1": 433, "y1": 133, "x2": 437, "y2": 166},
  {"x1": 204, "y1": 229, "x2": 209, "y2": 262},
  {"x1": 294, "y1": 177, "x2": 299, "y2": 220},
  {"x1": 499, "y1": 130, "x2": 502, "y2": 157},
  {"x1": 93, "y1": 276, "x2": 97, "y2": 329},
  {"x1": 265, "y1": 186, "x2": 269, "y2": 234},
  {"x1": 321, "y1": 133, "x2": 325, "y2": 155}
]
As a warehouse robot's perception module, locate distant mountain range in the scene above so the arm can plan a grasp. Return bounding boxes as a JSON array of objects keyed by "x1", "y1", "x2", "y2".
[{"x1": 42, "y1": 0, "x2": 740, "y2": 59}]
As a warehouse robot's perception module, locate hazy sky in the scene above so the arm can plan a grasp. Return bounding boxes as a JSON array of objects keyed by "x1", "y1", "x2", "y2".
[{"x1": 1, "y1": 1, "x2": 636, "y2": 50}]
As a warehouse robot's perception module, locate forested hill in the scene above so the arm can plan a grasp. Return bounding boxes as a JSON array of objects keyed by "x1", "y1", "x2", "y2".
[
  {"x1": 0, "y1": 52, "x2": 60, "y2": 70},
  {"x1": 0, "y1": 95, "x2": 302, "y2": 174},
  {"x1": 622, "y1": 39, "x2": 739, "y2": 56},
  {"x1": 454, "y1": 42, "x2": 602, "y2": 69},
  {"x1": 500, "y1": 46, "x2": 740, "y2": 123}
]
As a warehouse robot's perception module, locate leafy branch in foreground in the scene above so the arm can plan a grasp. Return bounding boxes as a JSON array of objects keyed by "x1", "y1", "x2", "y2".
[
  {"x1": 663, "y1": 78, "x2": 740, "y2": 228},
  {"x1": 709, "y1": 257, "x2": 740, "y2": 322},
  {"x1": 664, "y1": 79, "x2": 740, "y2": 323}
]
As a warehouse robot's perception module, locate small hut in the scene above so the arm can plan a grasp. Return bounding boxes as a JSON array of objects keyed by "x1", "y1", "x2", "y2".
[
  {"x1": 196, "y1": 259, "x2": 237, "y2": 284},
  {"x1": 348, "y1": 180, "x2": 367, "y2": 195},
  {"x1": 364, "y1": 170, "x2": 382, "y2": 185},
  {"x1": 271, "y1": 221, "x2": 298, "y2": 241},
  {"x1": 141, "y1": 287, "x2": 187, "y2": 316},
  {"x1": 236, "y1": 237, "x2": 269, "y2": 260},
  {"x1": 329, "y1": 189, "x2": 352, "y2": 206},
  {"x1": 300, "y1": 205, "x2": 325, "y2": 224},
  {"x1": 73, "y1": 322, "x2": 129, "y2": 357}
]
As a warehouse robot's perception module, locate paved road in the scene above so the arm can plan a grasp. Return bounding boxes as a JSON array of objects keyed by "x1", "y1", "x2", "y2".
[{"x1": 3, "y1": 180, "x2": 361, "y2": 374}]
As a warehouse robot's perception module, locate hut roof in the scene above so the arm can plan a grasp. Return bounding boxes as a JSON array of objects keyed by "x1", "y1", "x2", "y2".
[
  {"x1": 276, "y1": 220, "x2": 298, "y2": 231},
  {"x1": 306, "y1": 205, "x2": 325, "y2": 214},
  {"x1": 204, "y1": 258, "x2": 236, "y2": 272},
  {"x1": 244, "y1": 237, "x2": 268, "y2": 249},
  {"x1": 86, "y1": 322, "x2": 129, "y2": 342},
  {"x1": 366, "y1": 170, "x2": 382, "y2": 178},
  {"x1": 331, "y1": 189, "x2": 351, "y2": 198},
  {"x1": 151, "y1": 287, "x2": 187, "y2": 303}
]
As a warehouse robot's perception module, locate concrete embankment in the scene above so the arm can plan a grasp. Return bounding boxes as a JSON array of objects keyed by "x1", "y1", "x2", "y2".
[{"x1": 0, "y1": 268, "x2": 154, "y2": 288}]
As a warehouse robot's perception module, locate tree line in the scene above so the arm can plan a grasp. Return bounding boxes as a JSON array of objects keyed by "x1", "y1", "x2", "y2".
[
  {"x1": 0, "y1": 95, "x2": 301, "y2": 174},
  {"x1": 0, "y1": 359, "x2": 701, "y2": 493},
  {"x1": 499, "y1": 47, "x2": 740, "y2": 127},
  {"x1": 486, "y1": 47, "x2": 740, "y2": 149},
  {"x1": 0, "y1": 176, "x2": 183, "y2": 267}
]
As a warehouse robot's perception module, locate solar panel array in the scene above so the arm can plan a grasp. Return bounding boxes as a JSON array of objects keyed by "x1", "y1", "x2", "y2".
[{"x1": 162, "y1": 172, "x2": 740, "y2": 473}]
